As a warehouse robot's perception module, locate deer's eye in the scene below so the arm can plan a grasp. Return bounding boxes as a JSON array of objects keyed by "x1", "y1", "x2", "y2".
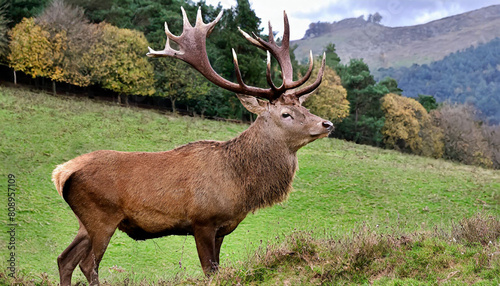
[{"x1": 282, "y1": 113, "x2": 292, "y2": 119}]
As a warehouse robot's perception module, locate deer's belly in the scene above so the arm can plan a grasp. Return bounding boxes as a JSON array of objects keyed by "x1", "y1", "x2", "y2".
[
  {"x1": 117, "y1": 211, "x2": 247, "y2": 240},
  {"x1": 118, "y1": 216, "x2": 193, "y2": 240}
]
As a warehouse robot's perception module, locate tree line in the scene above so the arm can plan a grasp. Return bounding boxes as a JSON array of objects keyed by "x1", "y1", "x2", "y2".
[
  {"x1": 324, "y1": 43, "x2": 499, "y2": 169},
  {"x1": 0, "y1": 0, "x2": 498, "y2": 169},
  {"x1": 303, "y1": 13, "x2": 381, "y2": 39},
  {"x1": 2, "y1": 0, "x2": 264, "y2": 118},
  {"x1": 377, "y1": 38, "x2": 500, "y2": 125}
]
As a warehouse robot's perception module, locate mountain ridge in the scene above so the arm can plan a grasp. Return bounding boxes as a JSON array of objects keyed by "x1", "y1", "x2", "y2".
[{"x1": 292, "y1": 5, "x2": 500, "y2": 70}]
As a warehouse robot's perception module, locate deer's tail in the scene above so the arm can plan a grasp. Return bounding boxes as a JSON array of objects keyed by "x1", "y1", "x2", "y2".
[{"x1": 52, "y1": 160, "x2": 78, "y2": 197}]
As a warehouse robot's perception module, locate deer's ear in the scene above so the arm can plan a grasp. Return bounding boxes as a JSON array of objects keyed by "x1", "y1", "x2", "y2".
[{"x1": 237, "y1": 94, "x2": 268, "y2": 115}]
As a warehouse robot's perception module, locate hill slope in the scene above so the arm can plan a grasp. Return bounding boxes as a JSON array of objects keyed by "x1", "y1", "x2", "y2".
[
  {"x1": 377, "y1": 38, "x2": 500, "y2": 124},
  {"x1": 0, "y1": 86, "x2": 499, "y2": 284},
  {"x1": 292, "y1": 5, "x2": 500, "y2": 70}
]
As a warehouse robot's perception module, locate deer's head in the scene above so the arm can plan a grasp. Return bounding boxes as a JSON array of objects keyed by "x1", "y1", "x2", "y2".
[{"x1": 147, "y1": 8, "x2": 333, "y2": 150}]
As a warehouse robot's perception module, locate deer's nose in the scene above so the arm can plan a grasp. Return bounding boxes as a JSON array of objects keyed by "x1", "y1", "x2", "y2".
[{"x1": 322, "y1": 120, "x2": 334, "y2": 131}]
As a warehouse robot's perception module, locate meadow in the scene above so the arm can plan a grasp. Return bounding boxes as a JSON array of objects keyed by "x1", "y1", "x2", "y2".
[{"x1": 0, "y1": 86, "x2": 499, "y2": 285}]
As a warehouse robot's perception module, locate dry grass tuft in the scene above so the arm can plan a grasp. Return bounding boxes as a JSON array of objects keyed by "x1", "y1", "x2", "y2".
[{"x1": 451, "y1": 213, "x2": 500, "y2": 246}]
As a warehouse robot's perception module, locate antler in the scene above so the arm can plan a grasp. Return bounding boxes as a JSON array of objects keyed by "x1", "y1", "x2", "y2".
[
  {"x1": 238, "y1": 11, "x2": 326, "y2": 100},
  {"x1": 147, "y1": 7, "x2": 325, "y2": 103}
]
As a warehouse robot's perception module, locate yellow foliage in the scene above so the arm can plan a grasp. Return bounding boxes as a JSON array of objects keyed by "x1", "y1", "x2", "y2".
[
  {"x1": 8, "y1": 18, "x2": 54, "y2": 78},
  {"x1": 381, "y1": 93, "x2": 443, "y2": 158},
  {"x1": 52, "y1": 29, "x2": 93, "y2": 87},
  {"x1": 9, "y1": 18, "x2": 154, "y2": 93},
  {"x1": 90, "y1": 23, "x2": 155, "y2": 96},
  {"x1": 8, "y1": 18, "x2": 93, "y2": 87},
  {"x1": 47, "y1": 30, "x2": 67, "y2": 82},
  {"x1": 302, "y1": 64, "x2": 349, "y2": 123}
]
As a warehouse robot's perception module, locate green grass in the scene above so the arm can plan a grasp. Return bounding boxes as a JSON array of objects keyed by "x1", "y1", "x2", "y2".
[
  {"x1": 209, "y1": 215, "x2": 500, "y2": 285},
  {"x1": 0, "y1": 86, "x2": 499, "y2": 285}
]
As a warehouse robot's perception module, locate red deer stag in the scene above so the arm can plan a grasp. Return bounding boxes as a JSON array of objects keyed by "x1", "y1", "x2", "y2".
[{"x1": 53, "y1": 7, "x2": 332, "y2": 285}]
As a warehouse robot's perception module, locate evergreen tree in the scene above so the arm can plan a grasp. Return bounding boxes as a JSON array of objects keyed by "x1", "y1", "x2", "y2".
[
  {"x1": 0, "y1": 3, "x2": 8, "y2": 60},
  {"x1": 324, "y1": 43, "x2": 341, "y2": 68},
  {"x1": 372, "y1": 12, "x2": 382, "y2": 24},
  {"x1": 379, "y1": 77, "x2": 402, "y2": 95},
  {"x1": 210, "y1": 0, "x2": 264, "y2": 87},
  {"x1": 334, "y1": 59, "x2": 388, "y2": 146},
  {"x1": 416, "y1": 94, "x2": 438, "y2": 112},
  {"x1": 4, "y1": 0, "x2": 49, "y2": 28},
  {"x1": 202, "y1": 0, "x2": 266, "y2": 119}
]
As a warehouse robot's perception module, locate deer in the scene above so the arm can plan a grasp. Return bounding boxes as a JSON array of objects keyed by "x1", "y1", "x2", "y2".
[{"x1": 53, "y1": 7, "x2": 332, "y2": 286}]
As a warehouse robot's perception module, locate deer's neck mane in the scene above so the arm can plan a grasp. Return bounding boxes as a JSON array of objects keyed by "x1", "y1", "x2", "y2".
[{"x1": 223, "y1": 118, "x2": 298, "y2": 213}]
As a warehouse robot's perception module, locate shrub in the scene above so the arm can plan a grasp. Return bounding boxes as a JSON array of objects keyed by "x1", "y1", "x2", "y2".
[
  {"x1": 481, "y1": 124, "x2": 500, "y2": 169},
  {"x1": 434, "y1": 104, "x2": 494, "y2": 168}
]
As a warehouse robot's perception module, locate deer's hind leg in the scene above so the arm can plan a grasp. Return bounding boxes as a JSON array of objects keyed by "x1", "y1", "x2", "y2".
[
  {"x1": 63, "y1": 176, "x2": 125, "y2": 285},
  {"x1": 74, "y1": 209, "x2": 122, "y2": 286},
  {"x1": 57, "y1": 219, "x2": 91, "y2": 286}
]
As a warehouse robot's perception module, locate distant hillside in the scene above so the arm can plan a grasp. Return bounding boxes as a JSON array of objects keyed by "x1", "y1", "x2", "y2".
[
  {"x1": 377, "y1": 38, "x2": 500, "y2": 124},
  {"x1": 292, "y1": 5, "x2": 500, "y2": 70}
]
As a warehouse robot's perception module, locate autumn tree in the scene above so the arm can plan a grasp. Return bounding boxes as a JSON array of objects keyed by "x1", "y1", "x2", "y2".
[
  {"x1": 481, "y1": 124, "x2": 500, "y2": 169},
  {"x1": 381, "y1": 93, "x2": 443, "y2": 158},
  {"x1": 434, "y1": 104, "x2": 494, "y2": 168},
  {"x1": 91, "y1": 23, "x2": 155, "y2": 105},
  {"x1": 154, "y1": 58, "x2": 210, "y2": 113},
  {"x1": 36, "y1": 0, "x2": 100, "y2": 93},
  {"x1": 8, "y1": 18, "x2": 63, "y2": 84},
  {"x1": 66, "y1": 0, "x2": 271, "y2": 118},
  {"x1": 302, "y1": 63, "x2": 349, "y2": 123}
]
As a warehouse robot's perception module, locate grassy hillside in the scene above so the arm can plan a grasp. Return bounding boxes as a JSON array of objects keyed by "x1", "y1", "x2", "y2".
[{"x1": 1, "y1": 86, "x2": 499, "y2": 285}]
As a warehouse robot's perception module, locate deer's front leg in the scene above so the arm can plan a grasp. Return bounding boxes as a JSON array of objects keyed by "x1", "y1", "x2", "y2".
[{"x1": 193, "y1": 225, "x2": 218, "y2": 275}]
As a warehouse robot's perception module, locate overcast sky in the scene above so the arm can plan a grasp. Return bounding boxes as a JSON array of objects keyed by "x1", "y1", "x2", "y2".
[{"x1": 204, "y1": 0, "x2": 500, "y2": 40}]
